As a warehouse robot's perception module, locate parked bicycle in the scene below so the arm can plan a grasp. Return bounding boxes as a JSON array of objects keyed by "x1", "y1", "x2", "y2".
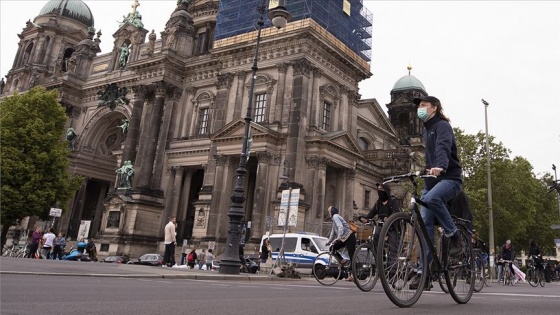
[
  {"x1": 375, "y1": 171, "x2": 474, "y2": 307},
  {"x1": 526, "y1": 259, "x2": 545, "y2": 287}
]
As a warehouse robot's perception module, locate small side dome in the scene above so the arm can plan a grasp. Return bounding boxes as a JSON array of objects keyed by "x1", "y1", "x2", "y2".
[
  {"x1": 38, "y1": 0, "x2": 94, "y2": 27},
  {"x1": 391, "y1": 75, "x2": 426, "y2": 93}
]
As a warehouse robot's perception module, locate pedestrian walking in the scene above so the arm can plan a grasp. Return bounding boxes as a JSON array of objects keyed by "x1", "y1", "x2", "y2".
[
  {"x1": 52, "y1": 232, "x2": 66, "y2": 260},
  {"x1": 40, "y1": 228, "x2": 56, "y2": 259},
  {"x1": 187, "y1": 248, "x2": 197, "y2": 269},
  {"x1": 162, "y1": 216, "x2": 177, "y2": 267},
  {"x1": 198, "y1": 249, "x2": 206, "y2": 270},
  {"x1": 27, "y1": 227, "x2": 43, "y2": 259},
  {"x1": 205, "y1": 249, "x2": 215, "y2": 271}
]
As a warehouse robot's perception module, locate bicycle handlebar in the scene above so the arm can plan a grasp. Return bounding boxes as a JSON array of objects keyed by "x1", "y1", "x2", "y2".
[{"x1": 382, "y1": 171, "x2": 437, "y2": 185}]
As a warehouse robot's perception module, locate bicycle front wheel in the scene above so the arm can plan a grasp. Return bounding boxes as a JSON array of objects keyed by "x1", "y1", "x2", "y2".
[
  {"x1": 473, "y1": 251, "x2": 485, "y2": 292},
  {"x1": 313, "y1": 252, "x2": 342, "y2": 286},
  {"x1": 376, "y1": 212, "x2": 427, "y2": 308},
  {"x1": 539, "y1": 270, "x2": 545, "y2": 287},
  {"x1": 445, "y1": 224, "x2": 474, "y2": 304},
  {"x1": 484, "y1": 265, "x2": 493, "y2": 287},
  {"x1": 352, "y1": 243, "x2": 377, "y2": 292}
]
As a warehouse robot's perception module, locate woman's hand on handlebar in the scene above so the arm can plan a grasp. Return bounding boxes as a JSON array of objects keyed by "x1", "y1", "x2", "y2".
[{"x1": 426, "y1": 167, "x2": 444, "y2": 176}]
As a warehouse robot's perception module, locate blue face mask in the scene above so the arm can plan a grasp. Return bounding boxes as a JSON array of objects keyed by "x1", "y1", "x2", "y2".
[{"x1": 417, "y1": 108, "x2": 429, "y2": 121}]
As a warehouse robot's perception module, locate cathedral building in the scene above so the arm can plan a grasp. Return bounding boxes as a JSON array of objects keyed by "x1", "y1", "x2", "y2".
[{"x1": 1, "y1": 0, "x2": 428, "y2": 257}]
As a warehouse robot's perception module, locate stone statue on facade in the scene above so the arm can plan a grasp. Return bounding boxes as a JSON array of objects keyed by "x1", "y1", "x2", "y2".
[
  {"x1": 53, "y1": 58, "x2": 62, "y2": 78},
  {"x1": 147, "y1": 30, "x2": 156, "y2": 54},
  {"x1": 118, "y1": 118, "x2": 129, "y2": 136},
  {"x1": 119, "y1": 0, "x2": 144, "y2": 28},
  {"x1": 66, "y1": 127, "x2": 78, "y2": 151},
  {"x1": 97, "y1": 83, "x2": 130, "y2": 111},
  {"x1": 116, "y1": 160, "x2": 135, "y2": 189},
  {"x1": 119, "y1": 43, "x2": 131, "y2": 69},
  {"x1": 166, "y1": 26, "x2": 178, "y2": 48},
  {"x1": 0, "y1": 77, "x2": 5, "y2": 94},
  {"x1": 67, "y1": 55, "x2": 77, "y2": 73},
  {"x1": 177, "y1": 0, "x2": 192, "y2": 7}
]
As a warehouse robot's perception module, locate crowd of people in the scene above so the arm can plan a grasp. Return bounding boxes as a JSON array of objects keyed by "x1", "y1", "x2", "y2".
[{"x1": 21, "y1": 226, "x2": 95, "y2": 261}]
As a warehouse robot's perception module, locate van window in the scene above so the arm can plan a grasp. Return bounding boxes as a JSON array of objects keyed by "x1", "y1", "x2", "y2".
[
  {"x1": 270, "y1": 237, "x2": 297, "y2": 252},
  {"x1": 301, "y1": 237, "x2": 318, "y2": 253}
]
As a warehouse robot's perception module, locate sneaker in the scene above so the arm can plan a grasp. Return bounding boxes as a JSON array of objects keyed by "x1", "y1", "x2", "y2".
[
  {"x1": 448, "y1": 232, "x2": 463, "y2": 257},
  {"x1": 409, "y1": 274, "x2": 433, "y2": 291}
]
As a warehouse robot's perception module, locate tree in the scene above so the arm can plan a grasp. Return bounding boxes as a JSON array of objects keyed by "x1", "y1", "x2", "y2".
[
  {"x1": 0, "y1": 87, "x2": 79, "y2": 248},
  {"x1": 454, "y1": 128, "x2": 560, "y2": 255}
]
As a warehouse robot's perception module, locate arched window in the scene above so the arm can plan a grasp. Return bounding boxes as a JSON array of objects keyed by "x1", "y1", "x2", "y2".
[{"x1": 358, "y1": 137, "x2": 369, "y2": 151}]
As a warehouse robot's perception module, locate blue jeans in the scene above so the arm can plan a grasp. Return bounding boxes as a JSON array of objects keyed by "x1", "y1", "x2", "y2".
[{"x1": 418, "y1": 179, "x2": 462, "y2": 274}]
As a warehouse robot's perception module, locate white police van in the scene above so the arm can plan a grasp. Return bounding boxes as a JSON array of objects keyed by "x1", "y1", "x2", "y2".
[{"x1": 260, "y1": 232, "x2": 329, "y2": 268}]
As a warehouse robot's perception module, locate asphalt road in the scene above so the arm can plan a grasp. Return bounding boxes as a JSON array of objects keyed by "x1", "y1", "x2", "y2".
[{"x1": 1, "y1": 257, "x2": 559, "y2": 315}]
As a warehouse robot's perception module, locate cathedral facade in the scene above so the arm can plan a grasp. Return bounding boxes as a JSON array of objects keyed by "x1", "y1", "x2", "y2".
[{"x1": 2, "y1": 0, "x2": 427, "y2": 257}]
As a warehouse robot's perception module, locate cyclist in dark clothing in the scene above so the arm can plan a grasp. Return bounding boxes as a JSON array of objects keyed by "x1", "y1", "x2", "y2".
[
  {"x1": 529, "y1": 240, "x2": 544, "y2": 271},
  {"x1": 497, "y1": 240, "x2": 515, "y2": 283},
  {"x1": 358, "y1": 183, "x2": 399, "y2": 246}
]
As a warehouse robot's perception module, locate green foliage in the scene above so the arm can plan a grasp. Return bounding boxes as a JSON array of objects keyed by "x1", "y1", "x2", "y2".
[
  {"x1": 1, "y1": 87, "x2": 78, "y2": 227},
  {"x1": 454, "y1": 128, "x2": 560, "y2": 256}
]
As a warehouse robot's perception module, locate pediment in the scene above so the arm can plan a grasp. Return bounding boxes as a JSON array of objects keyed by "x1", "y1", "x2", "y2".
[
  {"x1": 103, "y1": 193, "x2": 133, "y2": 205},
  {"x1": 211, "y1": 118, "x2": 285, "y2": 142},
  {"x1": 307, "y1": 131, "x2": 363, "y2": 158}
]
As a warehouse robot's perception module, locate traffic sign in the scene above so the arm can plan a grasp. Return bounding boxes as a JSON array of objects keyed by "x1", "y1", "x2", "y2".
[{"x1": 49, "y1": 208, "x2": 62, "y2": 217}]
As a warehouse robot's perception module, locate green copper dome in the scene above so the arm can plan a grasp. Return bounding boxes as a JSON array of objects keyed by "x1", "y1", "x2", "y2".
[
  {"x1": 391, "y1": 75, "x2": 426, "y2": 93},
  {"x1": 39, "y1": 0, "x2": 94, "y2": 27}
]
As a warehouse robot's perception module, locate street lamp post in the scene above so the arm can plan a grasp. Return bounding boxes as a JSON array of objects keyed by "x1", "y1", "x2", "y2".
[
  {"x1": 482, "y1": 99, "x2": 495, "y2": 274},
  {"x1": 553, "y1": 164, "x2": 560, "y2": 218},
  {"x1": 219, "y1": 0, "x2": 291, "y2": 275}
]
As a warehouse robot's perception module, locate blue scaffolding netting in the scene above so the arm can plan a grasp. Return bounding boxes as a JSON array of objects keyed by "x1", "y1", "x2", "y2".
[{"x1": 215, "y1": 0, "x2": 373, "y2": 62}]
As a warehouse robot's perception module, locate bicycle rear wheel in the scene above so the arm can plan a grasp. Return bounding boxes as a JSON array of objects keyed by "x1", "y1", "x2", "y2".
[
  {"x1": 352, "y1": 243, "x2": 377, "y2": 292},
  {"x1": 376, "y1": 212, "x2": 426, "y2": 308},
  {"x1": 313, "y1": 252, "x2": 342, "y2": 286},
  {"x1": 527, "y1": 268, "x2": 538, "y2": 287},
  {"x1": 484, "y1": 265, "x2": 493, "y2": 286},
  {"x1": 473, "y1": 251, "x2": 485, "y2": 292},
  {"x1": 444, "y1": 225, "x2": 474, "y2": 304}
]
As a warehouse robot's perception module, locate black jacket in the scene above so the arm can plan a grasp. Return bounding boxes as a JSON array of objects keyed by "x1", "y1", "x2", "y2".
[{"x1": 360, "y1": 183, "x2": 399, "y2": 220}]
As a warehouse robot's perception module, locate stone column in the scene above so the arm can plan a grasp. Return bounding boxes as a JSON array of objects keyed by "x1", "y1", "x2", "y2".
[
  {"x1": 161, "y1": 166, "x2": 184, "y2": 236},
  {"x1": 251, "y1": 151, "x2": 273, "y2": 238},
  {"x1": 176, "y1": 168, "x2": 193, "y2": 240},
  {"x1": 28, "y1": 39, "x2": 38, "y2": 65},
  {"x1": 206, "y1": 155, "x2": 230, "y2": 237},
  {"x1": 348, "y1": 90, "x2": 359, "y2": 137},
  {"x1": 213, "y1": 73, "x2": 234, "y2": 131},
  {"x1": 43, "y1": 36, "x2": 54, "y2": 65},
  {"x1": 12, "y1": 42, "x2": 23, "y2": 68},
  {"x1": 339, "y1": 85, "x2": 349, "y2": 131},
  {"x1": 179, "y1": 86, "x2": 196, "y2": 139},
  {"x1": 136, "y1": 81, "x2": 168, "y2": 189},
  {"x1": 32, "y1": 34, "x2": 46, "y2": 64},
  {"x1": 122, "y1": 85, "x2": 148, "y2": 164},
  {"x1": 344, "y1": 169, "x2": 356, "y2": 220},
  {"x1": 275, "y1": 62, "x2": 289, "y2": 124},
  {"x1": 309, "y1": 67, "x2": 322, "y2": 127},
  {"x1": 306, "y1": 156, "x2": 329, "y2": 221},
  {"x1": 152, "y1": 87, "x2": 181, "y2": 188},
  {"x1": 16, "y1": 41, "x2": 28, "y2": 67},
  {"x1": 286, "y1": 58, "x2": 312, "y2": 184},
  {"x1": 233, "y1": 71, "x2": 246, "y2": 120}
]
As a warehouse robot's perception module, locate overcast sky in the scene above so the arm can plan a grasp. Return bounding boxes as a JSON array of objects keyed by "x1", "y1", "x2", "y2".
[{"x1": 1, "y1": 0, "x2": 559, "y2": 177}]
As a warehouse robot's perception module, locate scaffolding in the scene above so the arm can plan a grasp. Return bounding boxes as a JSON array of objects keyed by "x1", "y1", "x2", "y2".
[{"x1": 215, "y1": 0, "x2": 373, "y2": 62}]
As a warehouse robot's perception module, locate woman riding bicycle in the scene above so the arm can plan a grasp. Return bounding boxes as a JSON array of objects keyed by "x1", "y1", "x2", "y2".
[
  {"x1": 326, "y1": 206, "x2": 356, "y2": 281},
  {"x1": 409, "y1": 96, "x2": 464, "y2": 290}
]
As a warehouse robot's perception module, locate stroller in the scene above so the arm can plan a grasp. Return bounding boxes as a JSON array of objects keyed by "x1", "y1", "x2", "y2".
[{"x1": 62, "y1": 241, "x2": 91, "y2": 261}]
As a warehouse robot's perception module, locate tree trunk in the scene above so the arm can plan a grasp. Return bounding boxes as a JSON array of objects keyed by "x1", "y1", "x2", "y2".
[{"x1": 1, "y1": 223, "x2": 11, "y2": 250}]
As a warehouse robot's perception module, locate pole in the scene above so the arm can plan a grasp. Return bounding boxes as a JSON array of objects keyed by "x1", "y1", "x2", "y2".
[
  {"x1": 482, "y1": 99, "x2": 495, "y2": 275},
  {"x1": 553, "y1": 164, "x2": 560, "y2": 218}
]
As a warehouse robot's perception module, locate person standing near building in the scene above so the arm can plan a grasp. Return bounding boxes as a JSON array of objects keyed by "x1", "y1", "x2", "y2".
[
  {"x1": 205, "y1": 249, "x2": 215, "y2": 271},
  {"x1": 409, "y1": 96, "x2": 463, "y2": 291},
  {"x1": 40, "y1": 228, "x2": 56, "y2": 259},
  {"x1": 163, "y1": 216, "x2": 176, "y2": 267},
  {"x1": 198, "y1": 249, "x2": 206, "y2": 270},
  {"x1": 260, "y1": 238, "x2": 271, "y2": 263},
  {"x1": 27, "y1": 227, "x2": 43, "y2": 259},
  {"x1": 187, "y1": 248, "x2": 197, "y2": 269},
  {"x1": 52, "y1": 232, "x2": 66, "y2": 260}
]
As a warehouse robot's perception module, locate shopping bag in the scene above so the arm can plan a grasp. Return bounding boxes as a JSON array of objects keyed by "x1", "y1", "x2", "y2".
[{"x1": 512, "y1": 264, "x2": 526, "y2": 281}]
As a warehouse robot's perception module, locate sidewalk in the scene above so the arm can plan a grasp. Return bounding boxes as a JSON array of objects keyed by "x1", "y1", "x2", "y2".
[{"x1": 0, "y1": 257, "x2": 301, "y2": 281}]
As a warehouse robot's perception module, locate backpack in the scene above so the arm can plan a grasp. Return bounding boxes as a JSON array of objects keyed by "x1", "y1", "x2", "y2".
[{"x1": 187, "y1": 252, "x2": 194, "y2": 262}]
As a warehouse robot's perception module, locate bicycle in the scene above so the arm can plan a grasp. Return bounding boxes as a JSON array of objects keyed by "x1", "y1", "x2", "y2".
[
  {"x1": 375, "y1": 171, "x2": 474, "y2": 307},
  {"x1": 2, "y1": 243, "x2": 23, "y2": 257},
  {"x1": 351, "y1": 218, "x2": 382, "y2": 292},
  {"x1": 472, "y1": 249, "x2": 486, "y2": 292},
  {"x1": 526, "y1": 258, "x2": 545, "y2": 287},
  {"x1": 498, "y1": 260, "x2": 516, "y2": 285},
  {"x1": 312, "y1": 246, "x2": 350, "y2": 286}
]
